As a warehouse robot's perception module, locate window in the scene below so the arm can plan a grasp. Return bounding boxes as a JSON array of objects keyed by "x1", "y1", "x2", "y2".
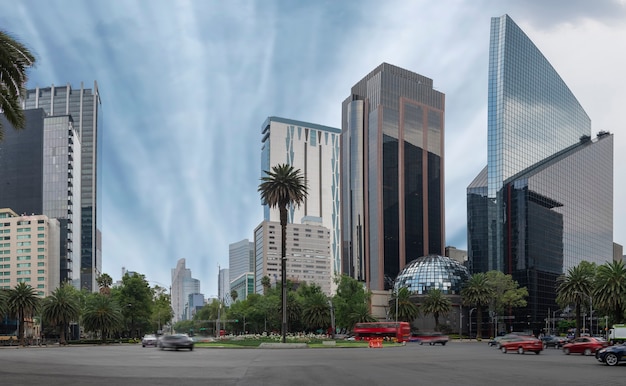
[
  {"x1": 38, "y1": 255, "x2": 44, "y2": 259},
  {"x1": 37, "y1": 248, "x2": 45, "y2": 252},
  {"x1": 37, "y1": 262, "x2": 44, "y2": 267},
  {"x1": 37, "y1": 241, "x2": 45, "y2": 245},
  {"x1": 17, "y1": 270, "x2": 31, "y2": 275},
  {"x1": 17, "y1": 277, "x2": 31, "y2": 282},
  {"x1": 37, "y1": 269, "x2": 45, "y2": 274}
]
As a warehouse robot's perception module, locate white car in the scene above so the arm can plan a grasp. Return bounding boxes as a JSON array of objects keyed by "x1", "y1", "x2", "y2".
[{"x1": 141, "y1": 334, "x2": 158, "y2": 347}]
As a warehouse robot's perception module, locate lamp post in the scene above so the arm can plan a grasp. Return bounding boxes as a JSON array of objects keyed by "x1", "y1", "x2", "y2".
[{"x1": 552, "y1": 309, "x2": 562, "y2": 336}]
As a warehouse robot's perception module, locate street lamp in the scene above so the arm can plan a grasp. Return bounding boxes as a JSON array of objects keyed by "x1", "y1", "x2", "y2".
[{"x1": 552, "y1": 309, "x2": 562, "y2": 336}]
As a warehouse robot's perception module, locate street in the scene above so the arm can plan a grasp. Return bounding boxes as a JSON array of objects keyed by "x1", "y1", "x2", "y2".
[{"x1": 0, "y1": 341, "x2": 623, "y2": 385}]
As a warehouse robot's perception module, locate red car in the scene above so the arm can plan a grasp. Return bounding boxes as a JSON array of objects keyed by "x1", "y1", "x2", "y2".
[
  {"x1": 562, "y1": 337, "x2": 607, "y2": 356},
  {"x1": 500, "y1": 336, "x2": 543, "y2": 354}
]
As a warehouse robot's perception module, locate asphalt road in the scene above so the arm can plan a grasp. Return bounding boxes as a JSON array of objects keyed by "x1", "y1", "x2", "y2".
[{"x1": 0, "y1": 341, "x2": 623, "y2": 386}]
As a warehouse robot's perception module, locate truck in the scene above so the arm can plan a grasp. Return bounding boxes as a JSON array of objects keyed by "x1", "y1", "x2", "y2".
[{"x1": 608, "y1": 324, "x2": 626, "y2": 343}]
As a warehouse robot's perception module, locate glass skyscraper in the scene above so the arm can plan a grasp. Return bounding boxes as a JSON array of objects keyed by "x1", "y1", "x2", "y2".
[
  {"x1": 23, "y1": 82, "x2": 102, "y2": 291},
  {"x1": 342, "y1": 63, "x2": 445, "y2": 291},
  {"x1": 468, "y1": 15, "x2": 613, "y2": 332}
]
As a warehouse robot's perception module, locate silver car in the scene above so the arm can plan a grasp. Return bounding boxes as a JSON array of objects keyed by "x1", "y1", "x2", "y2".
[{"x1": 158, "y1": 334, "x2": 194, "y2": 351}]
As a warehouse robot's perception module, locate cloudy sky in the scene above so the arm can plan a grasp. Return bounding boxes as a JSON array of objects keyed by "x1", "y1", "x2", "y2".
[{"x1": 1, "y1": 0, "x2": 624, "y2": 295}]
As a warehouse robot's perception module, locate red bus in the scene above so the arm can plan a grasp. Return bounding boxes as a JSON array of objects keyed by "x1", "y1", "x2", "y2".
[{"x1": 353, "y1": 322, "x2": 411, "y2": 343}]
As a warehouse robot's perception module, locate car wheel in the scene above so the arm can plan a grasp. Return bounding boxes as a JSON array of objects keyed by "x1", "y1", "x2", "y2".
[
  {"x1": 584, "y1": 348, "x2": 592, "y2": 356},
  {"x1": 429, "y1": 342, "x2": 433, "y2": 346},
  {"x1": 142, "y1": 344, "x2": 145, "y2": 347},
  {"x1": 501, "y1": 346, "x2": 507, "y2": 353},
  {"x1": 534, "y1": 351, "x2": 541, "y2": 355},
  {"x1": 517, "y1": 347, "x2": 524, "y2": 355},
  {"x1": 605, "y1": 353, "x2": 619, "y2": 366},
  {"x1": 563, "y1": 348, "x2": 570, "y2": 355},
  {"x1": 442, "y1": 342, "x2": 446, "y2": 346},
  {"x1": 189, "y1": 346, "x2": 194, "y2": 351}
]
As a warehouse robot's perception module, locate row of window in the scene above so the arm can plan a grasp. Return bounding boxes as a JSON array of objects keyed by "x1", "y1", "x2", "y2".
[{"x1": 0, "y1": 275, "x2": 47, "y2": 281}]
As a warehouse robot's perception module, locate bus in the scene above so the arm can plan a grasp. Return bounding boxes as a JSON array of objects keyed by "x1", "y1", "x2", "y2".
[{"x1": 352, "y1": 322, "x2": 411, "y2": 343}]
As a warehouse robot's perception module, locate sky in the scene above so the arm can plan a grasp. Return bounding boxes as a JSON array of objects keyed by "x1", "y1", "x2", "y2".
[{"x1": 1, "y1": 0, "x2": 624, "y2": 296}]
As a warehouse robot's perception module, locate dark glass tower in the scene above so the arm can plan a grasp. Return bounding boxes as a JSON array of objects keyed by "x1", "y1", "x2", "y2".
[
  {"x1": 23, "y1": 82, "x2": 102, "y2": 291},
  {"x1": 341, "y1": 63, "x2": 445, "y2": 290},
  {"x1": 468, "y1": 15, "x2": 613, "y2": 332}
]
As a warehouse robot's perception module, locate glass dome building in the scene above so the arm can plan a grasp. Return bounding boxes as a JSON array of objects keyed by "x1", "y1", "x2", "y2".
[{"x1": 393, "y1": 255, "x2": 470, "y2": 295}]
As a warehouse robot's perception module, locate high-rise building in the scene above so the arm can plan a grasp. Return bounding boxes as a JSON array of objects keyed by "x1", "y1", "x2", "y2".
[
  {"x1": 467, "y1": 15, "x2": 613, "y2": 332},
  {"x1": 229, "y1": 239, "x2": 254, "y2": 285},
  {"x1": 341, "y1": 63, "x2": 445, "y2": 290},
  {"x1": 0, "y1": 208, "x2": 60, "y2": 296},
  {"x1": 254, "y1": 218, "x2": 332, "y2": 295},
  {"x1": 261, "y1": 116, "x2": 341, "y2": 292},
  {"x1": 171, "y1": 258, "x2": 200, "y2": 322},
  {"x1": 22, "y1": 82, "x2": 102, "y2": 292},
  {"x1": 218, "y1": 267, "x2": 230, "y2": 304},
  {"x1": 0, "y1": 109, "x2": 81, "y2": 284}
]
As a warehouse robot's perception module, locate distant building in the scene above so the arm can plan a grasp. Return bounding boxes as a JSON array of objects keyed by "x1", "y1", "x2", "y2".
[
  {"x1": 0, "y1": 208, "x2": 60, "y2": 296},
  {"x1": 261, "y1": 116, "x2": 341, "y2": 293},
  {"x1": 186, "y1": 293, "x2": 205, "y2": 319},
  {"x1": 445, "y1": 246, "x2": 468, "y2": 266},
  {"x1": 467, "y1": 15, "x2": 613, "y2": 332},
  {"x1": 230, "y1": 273, "x2": 254, "y2": 302},
  {"x1": 228, "y1": 239, "x2": 254, "y2": 302},
  {"x1": 254, "y1": 217, "x2": 331, "y2": 295},
  {"x1": 218, "y1": 268, "x2": 230, "y2": 305},
  {"x1": 341, "y1": 63, "x2": 445, "y2": 291},
  {"x1": 171, "y1": 258, "x2": 200, "y2": 322}
]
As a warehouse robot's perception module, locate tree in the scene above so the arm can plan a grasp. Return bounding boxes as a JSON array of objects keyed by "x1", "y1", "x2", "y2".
[
  {"x1": 301, "y1": 292, "x2": 331, "y2": 332},
  {"x1": 461, "y1": 273, "x2": 492, "y2": 340},
  {"x1": 41, "y1": 283, "x2": 80, "y2": 345},
  {"x1": 5, "y1": 282, "x2": 40, "y2": 345},
  {"x1": 96, "y1": 273, "x2": 113, "y2": 296},
  {"x1": 556, "y1": 263, "x2": 595, "y2": 338},
  {"x1": 261, "y1": 276, "x2": 271, "y2": 295},
  {"x1": 594, "y1": 260, "x2": 626, "y2": 324},
  {"x1": 333, "y1": 275, "x2": 375, "y2": 330},
  {"x1": 230, "y1": 289, "x2": 238, "y2": 303},
  {"x1": 389, "y1": 287, "x2": 419, "y2": 323},
  {"x1": 258, "y1": 163, "x2": 308, "y2": 343},
  {"x1": 112, "y1": 273, "x2": 153, "y2": 338},
  {"x1": 484, "y1": 271, "x2": 528, "y2": 326},
  {"x1": 422, "y1": 289, "x2": 451, "y2": 329},
  {"x1": 151, "y1": 286, "x2": 173, "y2": 334},
  {"x1": 0, "y1": 30, "x2": 36, "y2": 140},
  {"x1": 82, "y1": 293, "x2": 123, "y2": 342},
  {"x1": 347, "y1": 303, "x2": 377, "y2": 328}
]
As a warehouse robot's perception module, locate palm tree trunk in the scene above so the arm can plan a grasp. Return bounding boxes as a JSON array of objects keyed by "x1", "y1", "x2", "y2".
[
  {"x1": 19, "y1": 311, "x2": 25, "y2": 346},
  {"x1": 280, "y1": 207, "x2": 288, "y2": 344},
  {"x1": 575, "y1": 302, "x2": 581, "y2": 338},
  {"x1": 60, "y1": 322, "x2": 66, "y2": 345},
  {"x1": 476, "y1": 307, "x2": 483, "y2": 340}
]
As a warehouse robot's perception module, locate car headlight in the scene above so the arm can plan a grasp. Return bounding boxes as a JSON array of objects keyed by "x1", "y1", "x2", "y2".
[{"x1": 598, "y1": 348, "x2": 607, "y2": 354}]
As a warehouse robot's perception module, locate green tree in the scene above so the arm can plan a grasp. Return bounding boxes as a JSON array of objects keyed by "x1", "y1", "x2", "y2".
[
  {"x1": 347, "y1": 303, "x2": 377, "y2": 328},
  {"x1": 301, "y1": 291, "x2": 330, "y2": 332},
  {"x1": 389, "y1": 287, "x2": 420, "y2": 323},
  {"x1": 0, "y1": 30, "x2": 36, "y2": 140},
  {"x1": 96, "y1": 273, "x2": 113, "y2": 296},
  {"x1": 556, "y1": 263, "x2": 595, "y2": 338},
  {"x1": 5, "y1": 282, "x2": 40, "y2": 345},
  {"x1": 41, "y1": 283, "x2": 80, "y2": 345},
  {"x1": 333, "y1": 275, "x2": 372, "y2": 330},
  {"x1": 230, "y1": 289, "x2": 238, "y2": 303},
  {"x1": 261, "y1": 276, "x2": 271, "y2": 295},
  {"x1": 0, "y1": 289, "x2": 7, "y2": 317},
  {"x1": 461, "y1": 273, "x2": 492, "y2": 340},
  {"x1": 258, "y1": 163, "x2": 308, "y2": 343},
  {"x1": 594, "y1": 260, "x2": 626, "y2": 324},
  {"x1": 151, "y1": 285, "x2": 173, "y2": 334},
  {"x1": 82, "y1": 293, "x2": 123, "y2": 342},
  {"x1": 422, "y1": 289, "x2": 451, "y2": 329},
  {"x1": 112, "y1": 273, "x2": 153, "y2": 338},
  {"x1": 485, "y1": 271, "x2": 528, "y2": 321}
]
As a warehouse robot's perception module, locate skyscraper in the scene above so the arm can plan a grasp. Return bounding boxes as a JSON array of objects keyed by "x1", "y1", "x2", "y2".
[
  {"x1": 23, "y1": 82, "x2": 102, "y2": 292},
  {"x1": 467, "y1": 15, "x2": 613, "y2": 331},
  {"x1": 341, "y1": 63, "x2": 445, "y2": 290},
  {"x1": 261, "y1": 116, "x2": 341, "y2": 292},
  {"x1": 171, "y1": 258, "x2": 200, "y2": 322}
]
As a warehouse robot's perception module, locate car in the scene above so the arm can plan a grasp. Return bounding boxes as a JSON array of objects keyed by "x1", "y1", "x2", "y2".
[
  {"x1": 499, "y1": 336, "x2": 543, "y2": 354},
  {"x1": 141, "y1": 334, "x2": 158, "y2": 347},
  {"x1": 541, "y1": 335, "x2": 568, "y2": 349},
  {"x1": 562, "y1": 336, "x2": 607, "y2": 356},
  {"x1": 596, "y1": 343, "x2": 626, "y2": 366},
  {"x1": 488, "y1": 334, "x2": 521, "y2": 348},
  {"x1": 158, "y1": 334, "x2": 194, "y2": 351},
  {"x1": 411, "y1": 332, "x2": 449, "y2": 345}
]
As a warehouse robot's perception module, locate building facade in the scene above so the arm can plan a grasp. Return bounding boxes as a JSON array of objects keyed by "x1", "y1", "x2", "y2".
[
  {"x1": 230, "y1": 272, "x2": 254, "y2": 302},
  {"x1": 23, "y1": 82, "x2": 102, "y2": 292},
  {"x1": 341, "y1": 63, "x2": 445, "y2": 290},
  {"x1": 254, "y1": 218, "x2": 332, "y2": 295},
  {"x1": 0, "y1": 110, "x2": 81, "y2": 285},
  {"x1": 229, "y1": 239, "x2": 254, "y2": 285},
  {"x1": 218, "y1": 267, "x2": 230, "y2": 305},
  {"x1": 0, "y1": 208, "x2": 60, "y2": 296},
  {"x1": 467, "y1": 15, "x2": 613, "y2": 331},
  {"x1": 171, "y1": 258, "x2": 201, "y2": 322},
  {"x1": 261, "y1": 116, "x2": 341, "y2": 292}
]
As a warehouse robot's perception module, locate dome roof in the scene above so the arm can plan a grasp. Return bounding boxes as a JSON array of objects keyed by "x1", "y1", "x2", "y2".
[{"x1": 393, "y1": 255, "x2": 470, "y2": 295}]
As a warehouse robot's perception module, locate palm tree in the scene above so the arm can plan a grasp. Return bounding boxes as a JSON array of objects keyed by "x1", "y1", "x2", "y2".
[
  {"x1": 556, "y1": 263, "x2": 594, "y2": 338},
  {"x1": 347, "y1": 303, "x2": 377, "y2": 330},
  {"x1": 0, "y1": 30, "x2": 36, "y2": 141},
  {"x1": 96, "y1": 273, "x2": 113, "y2": 296},
  {"x1": 261, "y1": 276, "x2": 271, "y2": 295},
  {"x1": 390, "y1": 287, "x2": 420, "y2": 323},
  {"x1": 301, "y1": 292, "x2": 331, "y2": 332},
  {"x1": 230, "y1": 289, "x2": 238, "y2": 303},
  {"x1": 422, "y1": 289, "x2": 452, "y2": 330},
  {"x1": 0, "y1": 289, "x2": 7, "y2": 317},
  {"x1": 594, "y1": 261, "x2": 626, "y2": 324},
  {"x1": 461, "y1": 273, "x2": 492, "y2": 340},
  {"x1": 82, "y1": 293, "x2": 123, "y2": 342},
  {"x1": 5, "y1": 282, "x2": 40, "y2": 345},
  {"x1": 258, "y1": 163, "x2": 308, "y2": 343},
  {"x1": 41, "y1": 283, "x2": 80, "y2": 345}
]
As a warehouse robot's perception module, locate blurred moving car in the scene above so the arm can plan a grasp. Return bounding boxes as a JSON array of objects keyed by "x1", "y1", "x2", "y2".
[
  {"x1": 158, "y1": 334, "x2": 194, "y2": 351},
  {"x1": 541, "y1": 335, "x2": 568, "y2": 349},
  {"x1": 411, "y1": 332, "x2": 449, "y2": 346},
  {"x1": 596, "y1": 343, "x2": 626, "y2": 366},
  {"x1": 499, "y1": 336, "x2": 543, "y2": 354},
  {"x1": 488, "y1": 334, "x2": 522, "y2": 348},
  {"x1": 562, "y1": 336, "x2": 607, "y2": 356},
  {"x1": 141, "y1": 334, "x2": 158, "y2": 347}
]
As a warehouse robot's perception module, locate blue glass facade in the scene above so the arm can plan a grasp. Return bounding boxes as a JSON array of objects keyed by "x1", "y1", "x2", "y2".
[
  {"x1": 342, "y1": 63, "x2": 445, "y2": 290},
  {"x1": 468, "y1": 15, "x2": 614, "y2": 331},
  {"x1": 393, "y1": 255, "x2": 470, "y2": 295}
]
